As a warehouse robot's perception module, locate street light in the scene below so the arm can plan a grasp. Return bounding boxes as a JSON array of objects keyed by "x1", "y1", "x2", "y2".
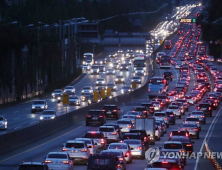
[{"x1": 0, "y1": 21, "x2": 18, "y2": 26}]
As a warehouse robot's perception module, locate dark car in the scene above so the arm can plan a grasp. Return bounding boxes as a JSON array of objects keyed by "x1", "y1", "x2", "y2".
[
  {"x1": 129, "y1": 129, "x2": 149, "y2": 149},
  {"x1": 168, "y1": 136, "x2": 194, "y2": 154},
  {"x1": 169, "y1": 129, "x2": 190, "y2": 139},
  {"x1": 149, "y1": 157, "x2": 183, "y2": 169},
  {"x1": 166, "y1": 111, "x2": 176, "y2": 125},
  {"x1": 141, "y1": 102, "x2": 154, "y2": 114},
  {"x1": 103, "y1": 104, "x2": 120, "y2": 119},
  {"x1": 121, "y1": 133, "x2": 142, "y2": 142},
  {"x1": 163, "y1": 71, "x2": 173, "y2": 81},
  {"x1": 132, "y1": 106, "x2": 148, "y2": 117},
  {"x1": 86, "y1": 109, "x2": 106, "y2": 126},
  {"x1": 197, "y1": 103, "x2": 212, "y2": 117},
  {"x1": 86, "y1": 155, "x2": 121, "y2": 170},
  {"x1": 18, "y1": 162, "x2": 48, "y2": 170}
]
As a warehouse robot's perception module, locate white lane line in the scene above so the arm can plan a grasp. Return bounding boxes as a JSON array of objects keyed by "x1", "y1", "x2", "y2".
[
  {"x1": 73, "y1": 73, "x2": 89, "y2": 87},
  {"x1": 29, "y1": 121, "x2": 38, "y2": 125},
  {"x1": 13, "y1": 117, "x2": 20, "y2": 120},
  {"x1": 194, "y1": 107, "x2": 222, "y2": 170},
  {"x1": 14, "y1": 126, "x2": 22, "y2": 130}
]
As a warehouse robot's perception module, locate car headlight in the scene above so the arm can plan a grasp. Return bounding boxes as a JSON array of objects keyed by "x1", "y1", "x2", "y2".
[
  {"x1": 121, "y1": 78, "x2": 124, "y2": 81},
  {"x1": 83, "y1": 61, "x2": 86, "y2": 64},
  {"x1": 91, "y1": 70, "x2": 93, "y2": 72},
  {"x1": 57, "y1": 97, "x2": 61, "y2": 100},
  {"x1": 51, "y1": 116, "x2": 55, "y2": 119},
  {"x1": 120, "y1": 67, "x2": 122, "y2": 68},
  {"x1": 115, "y1": 79, "x2": 118, "y2": 81},
  {"x1": 82, "y1": 90, "x2": 84, "y2": 92},
  {"x1": 41, "y1": 106, "x2": 44, "y2": 109},
  {"x1": 102, "y1": 81, "x2": 105, "y2": 83},
  {"x1": 32, "y1": 106, "x2": 35, "y2": 109},
  {"x1": 40, "y1": 116, "x2": 43, "y2": 120},
  {"x1": 110, "y1": 64, "x2": 113, "y2": 67},
  {"x1": 96, "y1": 81, "x2": 99, "y2": 83},
  {"x1": 131, "y1": 80, "x2": 133, "y2": 81},
  {"x1": 52, "y1": 94, "x2": 55, "y2": 96},
  {"x1": 71, "y1": 90, "x2": 75, "y2": 92},
  {"x1": 88, "y1": 100, "x2": 91, "y2": 103}
]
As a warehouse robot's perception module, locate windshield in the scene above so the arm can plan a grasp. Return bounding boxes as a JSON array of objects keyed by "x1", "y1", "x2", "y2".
[
  {"x1": 164, "y1": 143, "x2": 182, "y2": 149},
  {"x1": 92, "y1": 66, "x2": 98, "y2": 69},
  {"x1": 117, "y1": 121, "x2": 131, "y2": 124},
  {"x1": 186, "y1": 118, "x2": 199, "y2": 121},
  {"x1": 133, "y1": 77, "x2": 140, "y2": 79},
  {"x1": 103, "y1": 106, "x2": 116, "y2": 110},
  {"x1": 150, "y1": 79, "x2": 164, "y2": 85},
  {"x1": 54, "y1": 90, "x2": 62, "y2": 92},
  {"x1": 47, "y1": 154, "x2": 67, "y2": 159},
  {"x1": 99, "y1": 128, "x2": 114, "y2": 132},
  {"x1": 88, "y1": 111, "x2": 103, "y2": 116},
  {"x1": 42, "y1": 111, "x2": 55, "y2": 115},
  {"x1": 75, "y1": 139, "x2": 91, "y2": 144},
  {"x1": 133, "y1": 60, "x2": 145, "y2": 67},
  {"x1": 33, "y1": 101, "x2": 44, "y2": 104},
  {"x1": 65, "y1": 143, "x2": 84, "y2": 148},
  {"x1": 182, "y1": 124, "x2": 197, "y2": 128},
  {"x1": 83, "y1": 87, "x2": 91, "y2": 90},
  {"x1": 70, "y1": 96, "x2": 78, "y2": 99},
  {"x1": 109, "y1": 144, "x2": 127, "y2": 149},
  {"x1": 123, "y1": 86, "x2": 131, "y2": 89},
  {"x1": 124, "y1": 140, "x2": 141, "y2": 144}
]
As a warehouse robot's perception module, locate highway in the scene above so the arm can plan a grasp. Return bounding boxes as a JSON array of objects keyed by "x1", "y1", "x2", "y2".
[{"x1": 1, "y1": 4, "x2": 216, "y2": 170}]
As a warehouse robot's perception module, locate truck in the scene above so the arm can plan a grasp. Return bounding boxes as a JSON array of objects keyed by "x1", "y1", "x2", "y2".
[{"x1": 134, "y1": 118, "x2": 156, "y2": 145}]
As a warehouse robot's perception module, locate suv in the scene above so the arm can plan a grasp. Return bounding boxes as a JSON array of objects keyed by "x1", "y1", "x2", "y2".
[
  {"x1": 103, "y1": 104, "x2": 120, "y2": 119},
  {"x1": 99, "y1": 126, "x2": 119, "y2": 142},
  {"x1": 197, "y1": 103, "x2": 212, "y2": 117},
  {"x1": 163, "y1": 71, "x2": 173, "y2": 81},
  {"x1": 86, "y1": 109, "x2": 106, "y2": 126},
  {"x1": 129, "y1": 129, "x2": 149, "y2": 149},
  {"x1": 31, "y1": 100, "x2": 48, "y2": 113},
  {"x1": 132, "y1": 106, "x2": 148, "y2": 117},
  {"x1": 18, "y1": 162, "x2": 48, "y2": 170},
  {"x1": 83, "y1": 131, "x2": 107, "y2": 150},
  {"x1": 141, "y1": 102, "x2": 155, "y2": 114},
  {"x1": 86, "y1": 155, "x2": 121, "y2": 170},
  {"x1": 104, "y1": 123, "x2": 122, "y2": 137},
  {"x1": 156, "y1": 95, "x2": 170, "y2": 106}
]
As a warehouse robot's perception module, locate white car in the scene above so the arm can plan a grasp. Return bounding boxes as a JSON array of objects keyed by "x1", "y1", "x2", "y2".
[
  {"x1": 116, "y1": 119, "x2": 134, "y2": 133},
  {"x1": 151, "y1": 101, "x2": 161, "y2": 111},
  {"x1": 64, "y1": 86, "x2": 75, "y2": 94},
  {"x1": 106, "y1": 68, "x2": 116, "y2": 75},
  {"x1": 39, "y1": 110, "x2": 57, "y2": 121},
  {"x1": 0, "y1": 116, "x2": 7, "y2": 130},
  {"x1": 74, "y1": 138, "x2": 98, "y2": 155},
  {"x1": 44, "y1": 152, "x2": 73, "y2": 170},
  {"x1": 153, "y1": 112, "x2": 169, "y2": 127},
  {"x1": 167, "y1": 105, "x2": 182, "y2": 119},
  {"x1": 69, "y1": 95, "x2": 81, "y2": 106},
  {"x1": 81, "y1": 86, "x2": 93, "y2": 95},
  {"x1": 96, "y1": 78, "x2": 106, "y2": 86},
  {"x1": 107, "y1": 143, "x2": 133, "y2": 163},
  {"x1": 99, "y1": 126, "x2": 119, "y2": 142}
]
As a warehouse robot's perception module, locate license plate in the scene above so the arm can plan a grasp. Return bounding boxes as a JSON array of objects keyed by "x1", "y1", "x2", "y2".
[
  {"x1": 201, "y1": 108, "x2": 206, "y2": 110},
  {"x1": 92, "y1": 117, "x2": 98, "y2": 120},
  {"x1": 107, "y1": 112, "x2": 111, "y2": 114}
]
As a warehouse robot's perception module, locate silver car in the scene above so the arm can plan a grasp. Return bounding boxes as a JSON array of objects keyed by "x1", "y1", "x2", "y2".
[
  {"x1": 106, "y1": 68, "x2": 116, "y2": 75},
  {"x1": 44, "y1": 152, "x2": 73, "y2": 170},
  {"x1": 39, "y1": 110, "x2": 57, "y2": 121},
  {"x1": 151, "y1": 101, "x2": 161, "y2": 111},
  {"x1": 131, "y1": 76, "x2": 141, "y2": 84},
  {"x1": 180, "y1": 122, "x2": 200, "y2": 139},
  {"x1": 62, "y1": 140, "x2": 90, "y2": 164},
  {"x1": 74, "y1": 138, "x2": 97, "y2": 155},
  {"x1": 117, "y1": 119, "x2": 134, "y2": 133},
  {"x1": 52, "y1": 89, "x2": 63, "y2": 98},
  {"x1": 122, "y1": 115, "x2": 136, "y2": 126},
  {"x1": 91, "y1": 65, "x2": 99, "y2": 75},
  {"x1": 120, "y1": 64, "x2": 129, "y2": 71},
  {"x1": 115, "y1": 75, "x2": 125, "y2": 84},
  {"x1": 0, "y1": 116, "x2": 7, "y2": 130},
  {"x1": 96, "y1": 78, "x2": 106, "y2": 86},
  {"x1": 121, "y1": 85, "x2": 132, "y2": 94},
  {"x1": 107, "y1": 143, "x2": 133, "y2": 163},
  {"x1": 81, "y1": 86, "x2": 93, "y2": 95},
  {"x1": 123, "y1": 139, "x2": 145, "y2": 159},
  {"x1": 64, "y1": 86, "x2": 75, "y2": 94},
  {"x1": 134, "y1": 67, "x2": 145, "y2": 75},
  {"x1": 125, "y1": 111, "x2": 144, "y2": 118},
  {"x1": 69, "y1": 95, "x2": 81, "y2": 106},
  {"x1": 167, "y1": 105, "x2": 182, "y2": 119},
  {"x1": 31, "y1": 100, "x2": 48, "y2": 113},
  {"x1": 185, "y1": 116, "x2": 201, "y2": 130},
  {"x1": 99, "y1": 126, "x2": 119, "y2": 142},
  {"x1": 153, "y1": 112, "x2": 169, "y2": 127},
  {"x1": 190, "y1": 110, "x2": 206, "y2": 124}
]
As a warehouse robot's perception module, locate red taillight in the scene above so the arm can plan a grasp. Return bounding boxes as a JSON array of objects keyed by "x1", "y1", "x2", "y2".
[
  {"x1": 62, "y1": 161, "x2": 69, "y2": 164},
  {"x1": 120, "y1": 140, "x2": 123, "y2": 143},
  {"x1": 180, "y1": 150, "x2": 185, "y2": 153},
  {"x1": 137, "y1": 147, "x2": 142, "y2": 150},
  {"x1": 170, "y1": 115, "x2": 174, "y2": 117},
  {"x1": 111, "y1": 132, "x2": 117, "y2": 135},
  {"x1": 193, "y1": 128, "x2": 198, "y2": 131},
  {"x1": 186, "y1": 144, "x2": 192, "y2": 147},
  {"x1": 81, "y1": 149, "x2": 88, "y2": 152},
  {"x1": 62, "y1": 148, "x2": 69, "y2": 151},
  {"x1": 197, "y1": 107, "x2": 200, "y2": 110},
  {"x1": 101, "y1": 139, "x2": 105, "y2": 144},
  {"x1": 186, "y1": 133, "x2": 189, "y2": 137},
  {"x1": 117, "y1": 164, "x2": 121, "y2": 168},
  {"x1": 45, "y1": 160, "x2": 51, "y2": 163},
  {"x1": 209, "y1": 107, "x2": 211, "y2": 110},
  {"x1": 119, "y1": 157, "x2": 124, "y2": 161},
  {"x1": 113, "y1": 110, "x2": 117, "y2": 112},
  {"x1": 125, "y1": 151, "x2": 130, "y2": 157},
  {"x1": 87, "y1": 115, "x2": 91, "y2": 117},
  {"x1": 102, "y1": 109, "x2": 105, "y2": 111},
  {"x1": 127, "y1": 125, "x2": 132, "y2": 128},
  {"x1": 162, "y1": 161, "x2": 168, "y2": 164},
  {"x1": 144, "y1": 137, "x2": 147, "y2": 141}
]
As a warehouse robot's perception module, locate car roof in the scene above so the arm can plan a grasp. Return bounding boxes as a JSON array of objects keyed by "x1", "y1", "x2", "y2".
[
  {"x1": 164, "y1": 141, "x2": 182, "y2": 144},
  {"x1": 20, "y1": 162, "x2": 44, "y2": 165},
  {"x1": 66, "y1": 140, "x2": 85, "y2": 144},
  {"x1": 86, "y1": 131, "x2": 101, "y2": 134},
  {"x1": 99, "y1": 126, "x2": 115, "y2": 129}
]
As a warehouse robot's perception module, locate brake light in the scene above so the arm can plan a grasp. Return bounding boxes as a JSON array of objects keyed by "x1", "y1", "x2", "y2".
[
  {"x1": 113, "y1": 110, "x2": 117, "y2": 112},
  {"x1": 136, "y1": 116, "x2": 141, "y2": 118},
  {"x1": 87, "y1": 115, "x2": 91, "y2": 117},
  {"x1": 127, "y1": 125, "x2": 132, "y2": 128},
  {"x1": 162, "y1": 162, "x2": 168, "y2": 164},
  {"x1": 170, "y1": 115, "x2": 174, "y2": 117},
  {"x1": 81, "y1": 149, "x2": 88, "y2": 152},
  {"x1": 137, "y1": 147, "x2": 142, "y2": 150},
  {"x1": 102, "y1": 109, "x2": 105, "y2": 111},
  {"x1": 62, "y1": 148, "x2": 69, "y2": 151},
  {"x1": 196, "y1": 122, "x2": 199, "y2": 124},
  {"x1": 200, "y1": 116, "x2": 205, "y2": 118},
  {"x1": 119, "y1": 158, "x2": 124, "y2": 161},
  {"x1": 101, "y1": 139, "x2": 105, "y2": 144},
  {"x1": 180, "y1": 150, "x2": 185, "y2": 153},
  {"x1": 209, "y1": 107, "x2": 211, "y2": 110},
  {"x1": 45, "y1": 160, "x2": 51, "y2": 163},
  {"x1": 186, "y1": 144, "x2": 192, "y2": 147},
  {"x1": 62, "y1": 161, "x2": 69, "y2": 164},
  {"x1": 186, "y1": 133, "x2": 189, "y2": 137},
  {"x1": 165, "y1": 117, "x2": 168, "y2": 120},
  {"x1": 197, "y1": 107, "x2": 200, "y2": 110},
  {"x1": 170, "y1": 132, "x2": 172, "y2": 137},
  {"x1": 120, "y1": 140, "x2": 123, "y2": 143},
  {"x1": 117, "y1": 164, "x2": 121, "y2": 168},
  {"x1": 194, "y1": 128, "x2": 198, "y2": 131},
  {"x1": 125, "y1": 151, "x2": 130, "y2": 157},
  {"x1": 99, "y1": 115, "x2": 104, "y2": 117},
  {"x1": 111, "y1": 132, "x2": 117, "y2": 135},
  {"x1": 158, "y1": 127, "x2": 162, "y2": 129},
  {"x1": 144, "y1": 137, "x2": 147, "y2": 141}
]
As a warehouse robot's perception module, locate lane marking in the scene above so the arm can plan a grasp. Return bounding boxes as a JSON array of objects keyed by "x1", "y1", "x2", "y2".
[
  {"x1": 73, "y1": 73, "x2": 89, "y2": 87},
  {"x1": 14, "y1": 126, "x2": 22, "y2": 130},
  {"x1": 194, "y1": 106, "x2": 222, "y2": 170},
  {"x1": 29, "y1": 121, "x2": 38, "y2": 125},
  {"x1": 0, "y1": 125, "x2": 84, "y2": 163}
]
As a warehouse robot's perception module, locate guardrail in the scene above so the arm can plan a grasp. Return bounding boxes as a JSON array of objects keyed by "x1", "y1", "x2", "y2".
[{"x1": 204, "y1": 139, "x2": 222, "y2": 170}]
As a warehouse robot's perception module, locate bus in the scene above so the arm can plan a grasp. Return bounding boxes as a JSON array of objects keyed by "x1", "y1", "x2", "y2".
[
  {"x1": 159, "y1": 55, "x2": 171, "y2": 69},
  {"x1": 83, "y1": 53, "x2": 94, "y2": 65},
  {"x1": 164, "y1": 40, "x2": 172, "y2": 49},
  {"x1": 148, "y1": 76, "x2": 168, "y2": 98},
  {"x1": 133, "y1": 56, "x2": 146, "y2": 71}
]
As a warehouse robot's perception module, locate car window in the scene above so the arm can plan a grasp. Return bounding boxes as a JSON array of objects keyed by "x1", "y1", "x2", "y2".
[
  {"x1": 92, "y1": 158, "x2": 110, "y2": 165},
  {"x1": 41, "y1": 111, "x2": 55, "y2": 115},
  {"x1": 164, "y1": 143, "x2": 182, "y2": 149},
  {"x1": 172, "y1": 131, "x2": 186, "y2": 136},
  {"x1": 199, "y1": 104, "x2": 209, "y2": 107},
  {"x1": 186, "y1": 118, "x2": 199, "y2": 121},
  {"x1": 99, "y1": 128, "x2": 114, "y2": 132},
  {"x1": 109, "y1": 144, "x2": 127, "y2": 149},
  {"x1": 168, "y1": 106, "x2": 178, "y2": 109},
  {"x1": 88, "y1": 111, "x2": 103, "y2": 116},
  {"x1": 100, "y1": 152, "x2": 121, "y2": 156},
  {"x1": 65, "y1": 143, "x2": 84, "y2": 148},
  {"x1": 33, "y1": 101, "x2": 44, "y2": 104},
  {"x1": 47, "y1": 154, "x2": 67, "y2": 159},
  {"x1": 85, "y1": 133, "x2": 103, "y2": 138},
  {"x1": 124, "y1": 140, "x2": 141, "y2": 144},
  {"x1": 0, "y1": 117, "x2": 4, "y2": 121},
  {"x1": 154, "y1": 113, "x2": 166, "y2": 116},
  {"x1": 103, "y1": 106, "x2": 117, "y2": 110}
]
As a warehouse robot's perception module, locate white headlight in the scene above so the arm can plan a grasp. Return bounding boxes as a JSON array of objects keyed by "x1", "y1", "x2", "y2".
[
  {"x1": 41, "y1": 106, "x2": 44, "y2": 109},
  {"x1": 40, "y1": 117, "x2": 43, "y2": 120},
  {"x1": 32, "y1": 106, "x2": 35, "y2": 109},
  {"x1": 51, "y1": 116, "x2": 55, "y2": 119},
  {"x1": 82, "y1": 90, "x2": 84, "y2": 92}
]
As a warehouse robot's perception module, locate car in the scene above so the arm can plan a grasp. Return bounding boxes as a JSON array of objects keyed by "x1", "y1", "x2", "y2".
[
  {"x1": 132, "y1": 106, "x2": 149, "y2": 117},
  {"x1": 83, "y1": 131, "x2": 107, "y2": 150},
  {"x1": 156, "y1": 95, "x2": 170, "y2": 106},
  {"x1": 31, "y1": 100, "x2": 48, "y2": 113},
  {"x1": 121, "y1": 85, "x2": 132, "y2": 94},
  {"x1": 62, "y1": 140, "x2": 90, "y2": 164},
  {"x1": 0, "y1": 116, "x2": 7, "y2": 130},
  {"x1": 153, "y1": 112, "x2": 169, "y2": 127},
  {"x1": 204, "y1": 98, "x2": 218, "y2": 109},
  {"x1": 184, "y1": 95, "x2": 196, "y2": 105},
  {"x1": 155, "y1": 120, "x2": 165, "y2": 136},
  {"x1": 109, "y1": 53, "x2": 117, "y2": 58},
  {"x1": 52, "y1": 89, "x2": 63, "y2": 99},
  {"x1": 103, "y1": 104, "x2": 120, "y2": 119},
  {"x1": 96, "y1": 78, "x2": 106, "y2": 86},
  {"x1": 113, "y1": 62, "x2": 120, "y2": 69},
  {"x1": 197, "y1": 103, "x2": 212, "y2": 117},
  {"x1": 123, "y1": 139, "x2": 145, "y2": 159},
  {"x1": 99, "y1": 125, "x2": 120, "y2": 142},
  {"x1": 85, "y1": 109, "x2": 106, "y2": 126},
  {"x1": 190, "y1": 111, "x2": 206, "y2": 124},
  {"x1": 18, "y1": 162, "x2": 49, "y2": 170},
  {"x1": 104, "y1": 123, "x2": 122, "y2": 138},
  {"x1": 81, "y1": 86, "x2": 93, "y2": 95},
  {"x1": 148, "y1": 157, "x2": 183, "y2": 169},
  {"x1": 39, "y1": 110, "x2": 57, "y2": 121},
  {"x1": 120, "y1": 64, "x2": 129, "y2": 71},
  {"x1": 74, "y1": 138, "x2": 98, "y2": 155},
  {"x1": 95, "y1": 59, "x2": 103, "y2": 65},
  {"x1": 107, "y1": 68, "x2": 116, "y2": 75},
  {"x1": 82, "y1": 93, "x2": 101, "y2": 104},
  {"x1": 167, "y1": 90, "x2": 178, "y2": 102},
  {"x1": 176, "y1": 99, "x2": 189, "y2": 111},
  {"x1": 184, "y1": 116, "x2": 201, "y2": 130},
  {"x1": 131, "y1": 76, "x2": 141, "y2": 84},
  {"x1": 115, "y1": 75, "x2": 125, "y2": 83},
  {"x1": 107, "y1": 143, "x2": 133, "y2": 163},
  {"x1": 170, "y1": 102, "x2": 185, "y2": 115},
  {"x1": 151, "y1": 101, "x2": 162, "y2": 111},
  {"x1": 99, "y1": 65, "x2": 105, "y2": 72},
  {"x1": 180, "y1": 122, "x2": 199, "y2": 139},
  {"x1": 134, "y1": 67, "x2": 145, "y2": 75},
  {"x1": 169, "y1": 129, "x2": 190, "y2": 139},
  {"x1": 165, "y1": 111, "x2": 176, "y2": 125},
  {"x1": 106, "y1": 83, "x2": 117, "y2": 91},
  {"x1": 163, "y1": 72, "x2": 173, "y2": 81},
  {"x1": 116, "y1": 119, "x2": 134, "y2": 133},
  {"x1": 122, "y1": 115, "x2": 136, "y2": 126},
  {"x1": 69, "y1": 95, "x2": 81, "y2": 106},
  {"x1": 64, "y1": 86, "x2": 75, "y2": 94},
  {"x1": 100, "y1": 150, "x2": 126, "y2": 170},
  {"x1": 44, "y1": 152, "x2": 73, "y2": 170},
  {"x1": 129, "y1": 129, "x2": 149, "y2": 149},
  {"x1": 91, "y1": 65, "x2": 99, "y2": 74},
  {"x1": 141, "y1": 102, "x2": 155, "y2": 114},
  {"x1": 86, "y1": 155, "x2": 122, "y2": 170}
]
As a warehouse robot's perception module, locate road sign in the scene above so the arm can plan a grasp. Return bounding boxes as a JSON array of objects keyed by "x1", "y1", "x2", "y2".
[
  {"x1": 62, "y1": 94, "x2": 69, "y2": 105},
  {"x1": 160, "y1": 40, "x2": 163, "y2": 45},
  {"x1": 179, "y1": 18, "x2": 196, "y2": 23},
  {"x1": 132, "y1": 82, "x2": 137, "y2": 89},
  {"x1": 100, "y1": 89, "x2": 105, "y2": 99},
  {"x1": 107, "y1": 87, "x2": 112, "y2": 97},
  {"x1": 93, "y1": 91, "x2": 99, "y2": 101}
]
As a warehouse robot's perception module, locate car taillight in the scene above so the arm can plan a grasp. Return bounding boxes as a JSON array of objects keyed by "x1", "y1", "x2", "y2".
[
  {"x1": 162, "y1": 161, "x2": 168, "y2": 164},
  {"x1": 45, "y1": 160, "x2": 51, "y2": 163},
  {"x1": 125, "y1": 151, "x2": 130, "y2": 157},
  {"x1": 186, "y1": 144, "x2": 192, "y2": 147},
  {"x1": 136, "y1": 116, "x2": 141, "y2": 118},
  {"x1": 102, "y1": 109, "x2": 105, "y2": 111},
  {"x1": 117, "y1": 164, "x2": 121, "y2": 169},
  {"x1": 113, "y1": 110, "x2": 117, "y2": 112},
  {"x1": 197, "y1": 107, "x2": 200, "y2": 110},
  {"x1": 81, "y1": 149, "x2": 88, "y2": 152},
  {"x1": 186, "y1": 133, "x2": 189, "y2": 137},
  {"x1": 62, "y1": 148, "x2": 69, "y2": 151},
  {"x1": 136, "y1": 147, "x2": 142, "y2": 150},
  {"x1": 193, "y1": 128, "x2": 198, "y2": 131},
  {"x1": 119, "y1": 157, "x2": 124, "y2": 161},
  {"x1": 209, "y1": 107, "x2": 211, "y2": 110},
  {"x1": 62, "y1": 161, "x2": 69, "y2": 164},
  {"x1": 178, "y1": 109, "x2": 181, "y2": 112},
  {"x1": 101, "y1": 139, "x2": 105, "y2": 144},
  {"x1": 200, "y1": 116, "x2": 205, "y2": 118},
  {"x1": 196, "y1": 121, "x2": 199, "y2": 124},
  {"x1": 170, "y1": 115, "x2": 174, "y2": 117},
  {"x1": 99, "y1": 115, "x2": 104, "y2": 117},
  {"x1": 170, "y1": 132, "x2": 172, "y2": 137},
  {"x1": 144, "y1": 137, "x2": 147, "y2": 141},
  {"x1": 87, "y1": 115, "x2": 91, "y2": 117},
  {"x1": 111, "y1": 132, "x2": 117, "y2": 135},
  {"x1": 120, "y1": 140, "x2": 123, "y2": 143},
  {"x1": 158, "y1": 127, "x2": 162, "y2": 129},
  {"x1": 127, "y1": 125, "x2": 132, "y2": 128},
  {"x1": 179, "y1": 150, "x2": 185, "y2": 153}
]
